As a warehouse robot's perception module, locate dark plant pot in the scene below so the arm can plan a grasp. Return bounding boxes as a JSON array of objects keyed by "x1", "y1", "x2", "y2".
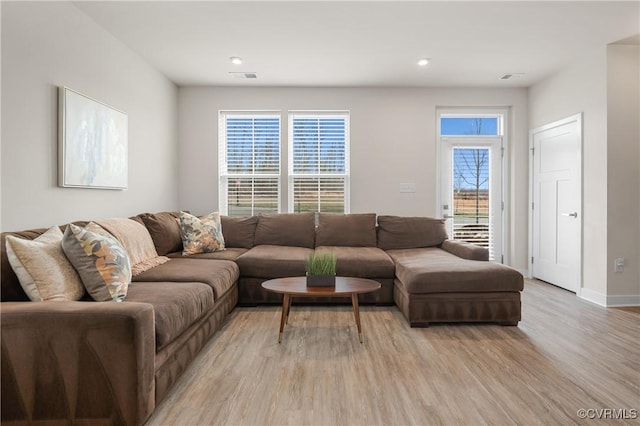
[{"x1": 306, "y1": 274, "x2": 336, "y2": 287}]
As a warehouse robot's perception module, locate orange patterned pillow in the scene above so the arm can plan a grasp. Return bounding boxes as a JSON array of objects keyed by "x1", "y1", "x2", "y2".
[
  {"x1": 62, "y1": 222, "x2": 131, "y2": 302},
  {"x1": 179, "y1": 211, "x2": 226, "y2": 256}
]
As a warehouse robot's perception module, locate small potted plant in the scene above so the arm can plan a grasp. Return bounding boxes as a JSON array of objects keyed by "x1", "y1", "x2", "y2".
[{"x1": 305, "y1": 252, "x2": 337, "y2": 287}]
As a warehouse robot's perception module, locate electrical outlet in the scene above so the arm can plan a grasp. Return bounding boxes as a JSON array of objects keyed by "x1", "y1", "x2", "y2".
[{"x1": 614, "y1": 258, "x2": 625, "y2": 273}]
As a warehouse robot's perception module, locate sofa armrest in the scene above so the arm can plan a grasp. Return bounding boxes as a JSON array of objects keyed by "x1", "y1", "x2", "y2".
[
  {"x1": 442, "y1": 239, "x2": 489, "y2": 261},
  {"x1": 1, "y1": 301, "x2": 156, "y2": 426}
]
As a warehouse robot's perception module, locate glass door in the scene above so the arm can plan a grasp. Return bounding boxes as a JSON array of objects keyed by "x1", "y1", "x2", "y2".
[{"x1": 438, "y1": 113, "x2": 504, "y2": 262}]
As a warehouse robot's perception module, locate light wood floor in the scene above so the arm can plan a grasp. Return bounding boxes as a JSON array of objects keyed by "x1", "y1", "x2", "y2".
[{"x1": 146, "y1": 280, "x2": 640, "y2": 425}]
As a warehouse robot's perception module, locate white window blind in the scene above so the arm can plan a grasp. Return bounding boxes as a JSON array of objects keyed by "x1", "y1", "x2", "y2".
[
  {"x1": 219, "y1": 112, "x2": 280, "y2": 216},
  {"x1": 288, "y1": 112, "x2": 350, "y2": 213}
]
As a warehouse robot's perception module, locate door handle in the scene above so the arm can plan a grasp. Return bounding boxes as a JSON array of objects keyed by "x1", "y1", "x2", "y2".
[
  {"x1": 443, "y1": 214, "x2": 454, "y2": 219},
  {"x1": 561, "y1": 212, "x2": 578, "y2": 218}
]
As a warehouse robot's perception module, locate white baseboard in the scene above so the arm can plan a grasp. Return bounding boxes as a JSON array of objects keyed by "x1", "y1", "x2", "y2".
[
  {"x1": 606, "y1": 294, "x2": 640, "y2": 307},
  {"x1": 578, "y1": 288, "x2": 607, "y2": 307},
  {"x1": 579, "y1": 288, "x2": 640, "y2": 307}
]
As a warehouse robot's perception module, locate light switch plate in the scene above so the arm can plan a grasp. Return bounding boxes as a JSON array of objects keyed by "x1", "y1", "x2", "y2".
[{"x1": 399, "y1": 183, "x2": 416, "y2": 193}]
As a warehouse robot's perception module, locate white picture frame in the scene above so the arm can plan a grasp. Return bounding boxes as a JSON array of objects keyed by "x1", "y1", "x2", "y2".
[{"x1": 58, "y1": 86, "x2": 128, "y2": 189}]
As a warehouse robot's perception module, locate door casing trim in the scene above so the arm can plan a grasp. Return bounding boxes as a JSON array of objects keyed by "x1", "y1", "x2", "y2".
[{"x1": 528, "y1": 112, "x2": 583, "y2": 295}]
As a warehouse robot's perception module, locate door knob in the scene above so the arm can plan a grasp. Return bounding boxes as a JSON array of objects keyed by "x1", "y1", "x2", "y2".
[{"x1": 561, "y1": 212, "x2": 578, "y2": 218}]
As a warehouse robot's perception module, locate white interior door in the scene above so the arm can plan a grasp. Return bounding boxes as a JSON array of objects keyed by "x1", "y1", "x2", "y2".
[
  {"x1": 531, "y1": 114, "x2": 582, "y2": 292},
  {"x1": 440, "y1": 137, "x2": 503, "y2": 262}
]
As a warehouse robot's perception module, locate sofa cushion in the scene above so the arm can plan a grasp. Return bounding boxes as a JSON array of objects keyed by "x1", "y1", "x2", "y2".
[
  {"x1": 126, "y1": 281, "x2": 214, "y2": 351},
  {"x1": 315, "y1": 246, "x2": 395, "y2": 278},
  {"x1": 236, "y1": 245, "x2": 314, "y2": 278},
  {"x1": 96, "y1": 218, "x2": 169, "y2": 275},
  {"x1": 254, "y1": 213, "x2": 315, "y2": 248},
  {"x1": 179, "y1": 211, "x2": 226, "y2": 256},
  {"x1": 6, "y1": 226, "x2": 85, "y2": 301},
  {"x1": 442, "y1": 239, "x2": 489, "y2": 261},
  {"x1": 377, "y1": 216, "x2": 448, "y2": 250},
  {"x1": 62, "y1": 223, "x2": 131, "y2": 302},
  {"x1": 315, "y1": 213, "x2": 377, "y2": 247},
  {"x1": 221, "y1": 216, "x2": 258, "y2": 248},
  {"x1": 139, "y1": 211, "x2": 183, "y2": 256},
  {"x1": 387, "y1": 247, "x2": 523, "y2": 294},
  {"x1": 132, "y1": 258, "x2": 238, "y2": 299},
  {"x1": 166, "y1": 247, "x2": 248, "y2": 261}
]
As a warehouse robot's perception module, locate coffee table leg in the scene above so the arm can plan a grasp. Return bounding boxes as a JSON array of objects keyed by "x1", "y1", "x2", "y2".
[
  {"x1": 351, "y1": 294, "x2": 363, "y2": 343},
  {"x1": 286, "y1": 294, "x2": 292, "y2": 324},
  {"x1": 279, "y1": 294, "x2": 290, "y2": 343}
]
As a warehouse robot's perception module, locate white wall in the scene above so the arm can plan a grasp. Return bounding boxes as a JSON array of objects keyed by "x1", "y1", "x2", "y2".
[
  {"x1": 530, "y1": 43, "x2": 640, "y2": 306},
  {"x1": 606, "y1": 44, "x2": 640, "y2": 302},
  {"x1": 178, "y1": 86, "x2": 529, "y2": 270},
  {"x1": 529, "y1": 47, "x2": 609, "y2": 301},
  {"x1": 1, "y1": 1, "x2": 178, "y2": 231}
]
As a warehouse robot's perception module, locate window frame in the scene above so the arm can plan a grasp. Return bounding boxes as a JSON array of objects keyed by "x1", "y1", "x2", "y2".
[
  {"x1": 287, "y1": 111, "x2": 351, "y2": 214},
  {"x1": 435, "y1": 107, "x2": 510, "y2": 264},
  {"x1": 218, "y1": 110, "x2": 282, "y2": 216}
]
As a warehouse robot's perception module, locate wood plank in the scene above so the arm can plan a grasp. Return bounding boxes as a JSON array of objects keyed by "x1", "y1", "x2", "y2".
[{"x1": 146, "y1": 279, "x2": 640, "y2": 425}]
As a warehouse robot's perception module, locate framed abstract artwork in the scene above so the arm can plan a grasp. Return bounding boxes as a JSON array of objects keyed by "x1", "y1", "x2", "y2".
[{"x1": 58, "y1": 87, "x2": 128, "y2": 189}]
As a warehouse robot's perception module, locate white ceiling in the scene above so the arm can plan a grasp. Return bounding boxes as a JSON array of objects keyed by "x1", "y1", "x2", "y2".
[{"x1": 74, "y1": 1, "x2": 640, "y2": 88}]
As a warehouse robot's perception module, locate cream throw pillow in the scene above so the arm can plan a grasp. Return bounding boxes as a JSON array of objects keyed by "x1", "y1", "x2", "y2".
[
  {"x1": 96, "y1": 218, "x2": 169, "y2": 276},
  {"x1": 5, "y1": 226, "x2": 85, "y2": 301}
]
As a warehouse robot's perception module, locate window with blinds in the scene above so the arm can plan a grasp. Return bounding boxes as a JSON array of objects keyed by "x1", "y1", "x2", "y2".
[
  {"x1": 219, "y1": 112, "x2": 280, "y2": 216},
  {"x1": 288, "y1": 112, "x2": 350, "y2": 213}
]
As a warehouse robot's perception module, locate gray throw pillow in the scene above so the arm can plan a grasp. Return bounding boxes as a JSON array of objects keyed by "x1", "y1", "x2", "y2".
[{"x1": 62, "y1": 222, "x2": 131, "y2": 302}]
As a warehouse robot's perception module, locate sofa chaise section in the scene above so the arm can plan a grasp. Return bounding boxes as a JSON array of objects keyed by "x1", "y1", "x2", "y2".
[
  {"x1": 377, "y1": 215, "x2": 524, "y2": 327},
  {"x1": 388, "y1": 246, "x2": 523, "y2": 327}
]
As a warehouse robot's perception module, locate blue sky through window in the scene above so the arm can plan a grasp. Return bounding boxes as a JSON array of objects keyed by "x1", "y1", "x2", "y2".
[
  {"x1": 441, "y1": 117, "x2": 498, "y2": 136},
  {"x1": 453, "y1": 148, "x2": 489, "y2": 191},
  {"x1": 442, "y1": 117, "x2": 496, "y2": 191}
]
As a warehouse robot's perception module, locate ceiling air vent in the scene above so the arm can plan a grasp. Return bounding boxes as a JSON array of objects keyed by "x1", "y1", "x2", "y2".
[
  {"x1": 229, "y1": 72, "x2": 258, "y2": 79},
  {"x1": 500, "y1": 73, "x2": 524, "y2": 80}
]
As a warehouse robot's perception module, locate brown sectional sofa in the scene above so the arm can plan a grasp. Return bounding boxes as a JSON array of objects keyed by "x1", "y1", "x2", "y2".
[
  {"x1": 1, "y1": 214, "x2": 239, "y2": 426},
  {"x1": 1, "y1": 211, "x2": 523, "y2": 425},
  {"x1": 236, "y1": 213, "x2": 397, "y2": 305}
]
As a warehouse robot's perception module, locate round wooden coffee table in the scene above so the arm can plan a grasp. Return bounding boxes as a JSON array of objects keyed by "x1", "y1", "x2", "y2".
[{"x1": 261, "y1": 276, "x2": 381, "y2": 343}]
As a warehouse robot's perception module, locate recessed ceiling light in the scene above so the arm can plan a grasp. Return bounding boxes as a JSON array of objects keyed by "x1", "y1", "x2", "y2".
[
  {"x1": 230, "y1": 57, "x2": 243, "y2": 65},
  {"x1": 417, "y1": 58, "x2": 430, "y2": 66}
]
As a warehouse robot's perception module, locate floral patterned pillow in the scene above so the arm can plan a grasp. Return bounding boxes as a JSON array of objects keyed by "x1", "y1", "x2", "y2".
[
  {"x1": 62, "y1": 222, "x2": 132, "y2": 302},
  {"x1": 179, "y1": 211, "x2": 226, "y2": 256}
]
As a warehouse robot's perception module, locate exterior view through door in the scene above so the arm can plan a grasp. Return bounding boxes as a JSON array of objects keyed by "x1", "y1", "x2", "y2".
[
  {"x1": 530, "y1": 114, "x2": 582, "y2": 293},
  {"x1": 438, "y1": 111, "x2": 505, "y2": 262}
]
